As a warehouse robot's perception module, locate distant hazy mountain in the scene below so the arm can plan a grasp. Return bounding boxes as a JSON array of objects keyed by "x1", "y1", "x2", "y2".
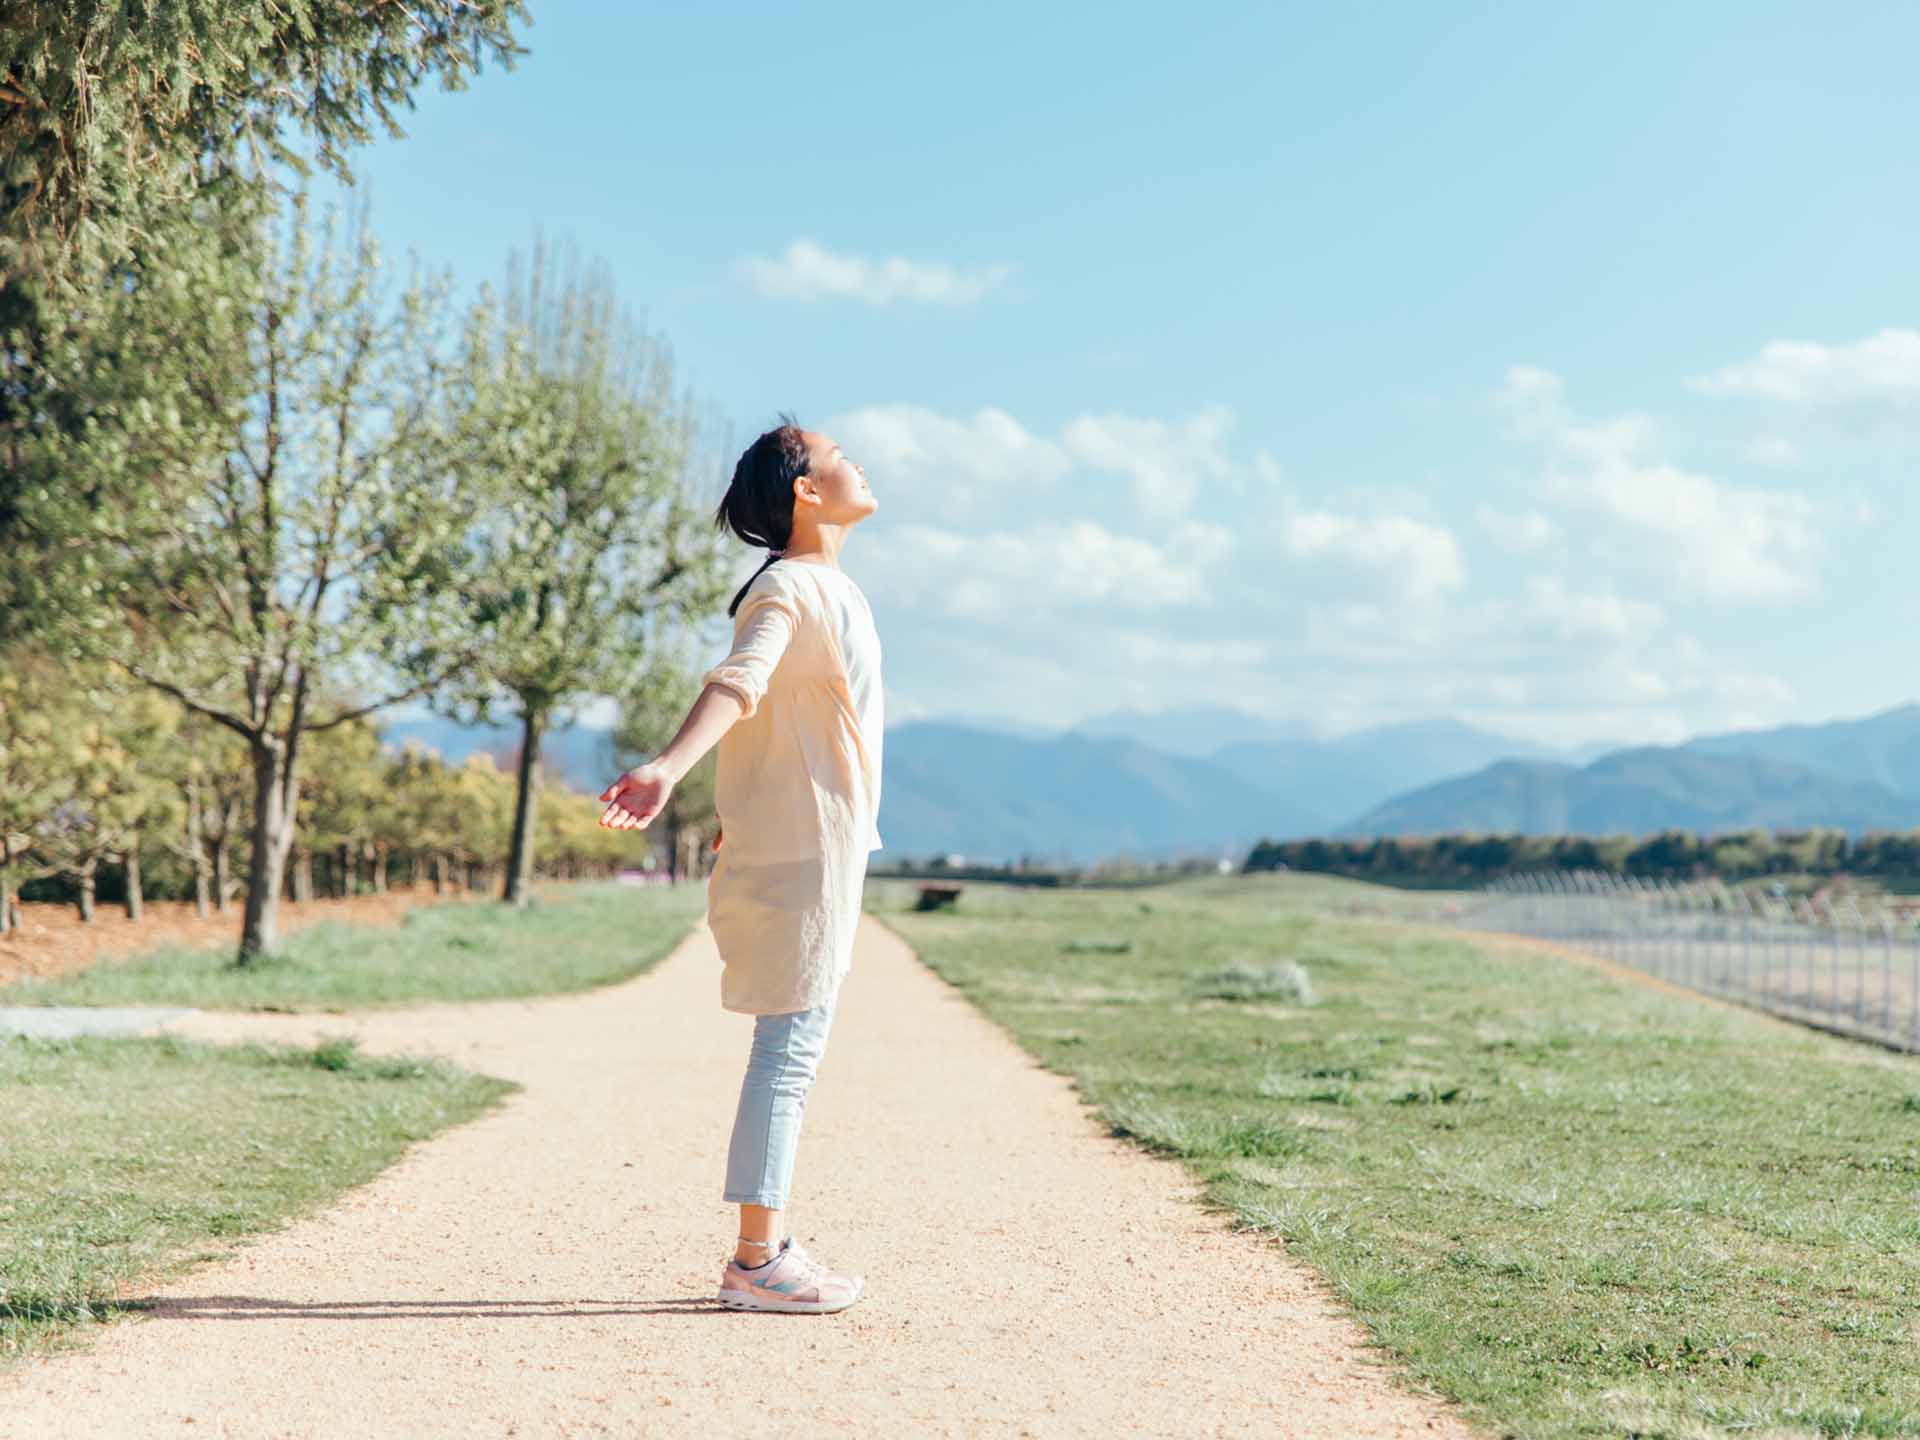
[
  {"x1": 1345, "y1": 747, "x2": 1919, "y2": 838},
  {"x1": 1068, "y1": 703, "x2": 1311, "y2": 758},
  {"x1": 878, "y1": 721, "x2": 1294, "y2": 864},
  {"x1": 1684, "y1": 704, "x2": 1920, "y2": 798},
  {"x1": 1208, "y1": 718, "x2": 1565, "y2": 833}
]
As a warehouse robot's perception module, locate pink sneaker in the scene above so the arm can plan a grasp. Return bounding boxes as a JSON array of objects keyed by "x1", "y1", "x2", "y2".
[{"x1": 717, "y1": 1237, "x2": 864, "y2": 1314}]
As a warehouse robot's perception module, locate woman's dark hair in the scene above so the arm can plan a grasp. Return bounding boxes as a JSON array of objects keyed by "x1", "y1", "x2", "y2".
[{"x1": 715, "y1": 412, "x2": 810, "y2": 617}]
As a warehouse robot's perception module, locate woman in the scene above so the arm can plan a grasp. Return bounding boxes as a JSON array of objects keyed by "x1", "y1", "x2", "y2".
[{"x1": 599, "y1": 414, "x2": 881, "y2": 1315}]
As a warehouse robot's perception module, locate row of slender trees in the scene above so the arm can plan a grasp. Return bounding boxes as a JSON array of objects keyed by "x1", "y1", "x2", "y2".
[
  {"x1": 1, "y1": 4, "x2": 733, "y2": 959},
  {"x1": 1244, "y1": 829, "x2": 1920, "y2": 888},
  {"x1": 0, "y1": 667, "x2": 639, "y2": 932}
]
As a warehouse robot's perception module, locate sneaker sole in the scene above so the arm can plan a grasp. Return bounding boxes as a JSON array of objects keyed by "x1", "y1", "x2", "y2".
[{"x1": 715, "y1": 1283, "x2": 863, "y2": 1315}]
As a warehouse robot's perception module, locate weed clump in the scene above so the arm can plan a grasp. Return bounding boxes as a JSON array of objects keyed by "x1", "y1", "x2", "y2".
[{"x1": 1191, "y1": 959, "x2": 1314, "y2": 1005}]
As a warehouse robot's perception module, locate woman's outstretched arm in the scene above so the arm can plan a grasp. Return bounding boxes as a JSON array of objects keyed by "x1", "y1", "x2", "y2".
[
  {"x1": 599, "y1": 683, "x2": 746, "y2": 830},
  {"x1": 598, "y1": 589, "x2": 799, "y2": 831}
]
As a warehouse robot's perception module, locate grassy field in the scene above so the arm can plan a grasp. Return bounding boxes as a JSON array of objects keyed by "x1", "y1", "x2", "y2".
[
  {"x1": 0, "y1": 881, "x2": 709, "y2": 1012},
  {"x1": 1, "y1": 1032, "x2": 514, "y2": 1366},
  {"x1": 870, "y1": 871, "x2": 1920, "y2": 1440}
]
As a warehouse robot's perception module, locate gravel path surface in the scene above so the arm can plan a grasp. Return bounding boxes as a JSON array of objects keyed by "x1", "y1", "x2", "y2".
[
  {"x1": 2, "y1": 912, "x2": 1483, "y2": 1438},
  {"x1": 0, "y1": 1005, "x2": 198, "y2": 1038}
]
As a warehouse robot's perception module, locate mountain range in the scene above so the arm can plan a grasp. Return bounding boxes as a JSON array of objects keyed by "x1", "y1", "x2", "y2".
[
  {"x1": 375, "y1": 703, "x2": 1920, "y2": 865},
  {"x1": 1348, "y1": 706, "x2": 1920, "y2": 839}
]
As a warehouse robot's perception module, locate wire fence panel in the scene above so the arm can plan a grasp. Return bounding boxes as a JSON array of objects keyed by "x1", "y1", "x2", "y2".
[{"x1": 1456, "y1": 871, "x2": 1920, "y2": 1054}]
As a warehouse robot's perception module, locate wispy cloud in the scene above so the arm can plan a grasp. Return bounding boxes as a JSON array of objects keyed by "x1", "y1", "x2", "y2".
[
  {"x1": 810, "y1": 392, "x2": 1807, "y2": 751},
  {"x1": 1476, "y1": 505, "x2": 1558, "y2": 552},
  {"x1": 825, "y1": 401, "x2": 1267, "y2": 523},
  {"x1": 734, "y1": 239, "x2": 1012, "y2": 306},
  {"x1": 1691, "y1": 327, "x2": 1920, "y2": 404},
  {"x1": 826, "y1": 405, "x2": 1069, "y2": 517},
  {"x1": 1061, "y1": 406, "x2": 1241, "y2": 522},
  {"x1": 860, "y1": 519, "x2": 1220, "y2": 619},
  {"x1": 1283, "y1": 510, "x2": 1466, "y2": 604},
  {"x1": 1745, "y1": 435, "x2": 1801, "y2": 466},
  {"x1": 1500, "y1": 366, "x2": 1820, "y2": 604}
]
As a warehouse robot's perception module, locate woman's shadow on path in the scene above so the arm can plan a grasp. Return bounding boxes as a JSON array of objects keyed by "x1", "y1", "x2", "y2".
[{"x1": 117, "y1": 1295, "x2": 739, "y2": 1321}]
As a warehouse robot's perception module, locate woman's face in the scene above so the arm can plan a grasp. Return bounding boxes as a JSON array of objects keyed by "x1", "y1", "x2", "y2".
[{"x1": 799, "y1": 431, "x2": 877, "y2": 523}]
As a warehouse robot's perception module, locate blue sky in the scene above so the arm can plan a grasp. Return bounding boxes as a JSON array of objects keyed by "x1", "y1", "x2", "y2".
[{"x1": 344, "y1": 1, "x2": 1920, "y2": 749}]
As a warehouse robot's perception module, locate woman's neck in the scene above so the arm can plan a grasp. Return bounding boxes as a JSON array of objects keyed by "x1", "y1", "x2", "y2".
[{"x1": 782, "y1": 523, "x2": 849, "y2": 568}]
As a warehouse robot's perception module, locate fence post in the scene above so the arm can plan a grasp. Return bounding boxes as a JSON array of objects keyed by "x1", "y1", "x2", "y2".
[
  {"x1": 1882, "y1": 916, "x2": 1895, "y2": 1042},
  {"x1": 1849, "y1": 897, "x2": 1867, "y2": 1029},
  {"x1": 1740, "y1": 889, "x2": 1754, "y2": 1002}
]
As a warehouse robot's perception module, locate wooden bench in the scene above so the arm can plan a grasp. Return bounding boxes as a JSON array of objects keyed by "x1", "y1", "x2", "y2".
[{"x1": 914, "y1": 883, "x2": 965, "y2": 912}]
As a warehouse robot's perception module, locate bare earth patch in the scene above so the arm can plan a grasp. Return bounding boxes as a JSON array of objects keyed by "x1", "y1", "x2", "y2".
[
  {"x1": 0, "y1": 889, "x2": 487, "y2": 985},
  {"x1": 0, "y1": 914, "x2": 1484, "y2": 1438}
]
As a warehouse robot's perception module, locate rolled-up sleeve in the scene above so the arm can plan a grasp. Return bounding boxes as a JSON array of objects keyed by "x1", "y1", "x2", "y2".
[{"x1": 700, "y1": 590, "x2": 799, "y2": 719}]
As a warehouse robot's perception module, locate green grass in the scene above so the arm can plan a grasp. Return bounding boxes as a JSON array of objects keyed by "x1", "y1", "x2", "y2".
[
  {"x1": 0, "y1": 881, "x2": 709, "y2": 1012},
  {"x1": 1, "y1": 1031, "x2": 515, "y2": 1365},
  {"x1": 870, "y1": 870, "x2": 1920, "y2": 1440}
]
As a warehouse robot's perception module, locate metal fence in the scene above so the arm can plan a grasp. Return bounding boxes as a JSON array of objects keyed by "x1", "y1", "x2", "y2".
[{"x1": 1457, "y1": 871, "x2": 1920, "y2": 1054}]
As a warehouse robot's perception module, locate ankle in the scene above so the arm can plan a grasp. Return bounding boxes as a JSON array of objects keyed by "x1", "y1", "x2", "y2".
[{"x1": 733, "y1": 1235, "x2": 783, "y2": 1267}]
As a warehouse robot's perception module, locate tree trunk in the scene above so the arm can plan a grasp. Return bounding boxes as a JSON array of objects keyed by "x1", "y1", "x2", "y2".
[
  {"x1": 293, "y1": 847, "x2": 314, "y2": 903},
  {"x1": 373, "y1": 842, "x2": 389, "y2": 894},
  {"x1": 333, "y1": 842, "x2": 350, "y2": 899},
  {"x1": 0, "y1": 871, "x2": 11, "y2": 936},
  {"x1": 431, "y1": 852, "x2": 446, "y2": 895},
  {"x1": 212, "y1": 834, "x2": 231, "y2": 913},
  {"x1": 190, "y1": 794, "x2": 213, "y2": 917},
  {"x1": 188, "y1": 779, "x2": 211, "y2": 919},
  {"x1": 237, "y1": 738, "x2": 301, "y2": 964},
  {"x1": 504, "y1": 706, "x2": 544, "y2": 907},
  {"x1": 124, "y1": 840, "x2": 144, "y2": 921},
  {"x1": 77, "y1": 857, "x2": 97, "y2": 922}
]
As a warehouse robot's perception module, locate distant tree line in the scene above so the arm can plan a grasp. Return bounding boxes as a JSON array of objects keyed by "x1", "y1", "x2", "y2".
[
  {"x1": 0, "y1": 668, "x2": 639, "y2": 930},
  {"x1": 1243, "y1": 830, "x2": 1920, "y2": 889}
]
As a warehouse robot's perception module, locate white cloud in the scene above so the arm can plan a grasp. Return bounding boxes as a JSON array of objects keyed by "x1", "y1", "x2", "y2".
[
  {"x1": 1283, "y1": 510, "x2": 1466, "y2": 604},
  {"x1": 1501, "y1": 366, "x2": 1820, "y2": 604},
  {"x1": 1745, "y1": 435, "x2": 1800, "y2": 467},
  {"x1": 1477, "y1": 505, "x2": 1558, "y2": 551},
  {"x1": 828, "y1": 402, "x2": 1263, "y2": 525},
  {"x1": 1691, "y1": 328, "x2": 1920, "y2": 404},
  {"x1": 735, "y1": 239, "x2": 1012, "y2": 307},
  {"x1": 863, "y1": 519, "x2": 1217, "y2": 620},
  {"x1": 1288, "y1": 588, "x2": 1795, "y2": 747},
  {"x1": 825, "y1": 406, "x2": 1069, "y2": 515},
  {"x1": 1522, "y1": 577, "x2": 1663, "y2": 641},
  {"x1": 809, "y1": 391, "x2": 1814, "y2": 754},
  {"x1": 1061, "y1": 406, "x2": 1239, "y2": 521},
  {"x1": 1112, "y1": 629, "x2": 1268, "y2": 669}
]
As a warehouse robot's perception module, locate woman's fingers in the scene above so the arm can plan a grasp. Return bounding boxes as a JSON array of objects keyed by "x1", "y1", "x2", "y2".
[{"x1": 598, "y1": 802, "x2": 656, "y2": 830}]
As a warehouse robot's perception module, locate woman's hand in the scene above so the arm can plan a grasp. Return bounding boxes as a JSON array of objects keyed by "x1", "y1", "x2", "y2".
[{"x1": 599, "y1": 761, "x2": 675, "y2": 830}]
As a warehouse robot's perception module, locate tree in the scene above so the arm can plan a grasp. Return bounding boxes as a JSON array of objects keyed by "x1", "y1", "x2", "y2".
[
  {"x1": 301, "y1": 718, "x2": 387, "y2": 898},
  {"x1": 0, "y1": 648, "x2": 83, "y2": 932},
  {"x1": 0, "y1": 1, "x2": 527, "y2": 285},
  {"x1": 5, "y1": 190, "x2": 484, "y2": 959},
  {"x1": 399, "y1": 239, "x2": 730, "y2": 906}
]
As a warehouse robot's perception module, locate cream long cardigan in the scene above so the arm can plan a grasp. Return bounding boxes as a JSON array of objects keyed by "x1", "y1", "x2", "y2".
[{"x1": 698, "y1": 559, "x2": 881, "y2": 1013}]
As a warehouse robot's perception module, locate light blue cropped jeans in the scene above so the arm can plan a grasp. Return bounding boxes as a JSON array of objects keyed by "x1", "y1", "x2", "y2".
[{"x1": 722, "y1": 979, "x2": 843, "y2": 1209}]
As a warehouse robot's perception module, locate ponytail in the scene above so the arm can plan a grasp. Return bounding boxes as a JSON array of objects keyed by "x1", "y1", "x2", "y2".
[{"x1": 714, "y1": 412, "x2": 809, "y2": 617}]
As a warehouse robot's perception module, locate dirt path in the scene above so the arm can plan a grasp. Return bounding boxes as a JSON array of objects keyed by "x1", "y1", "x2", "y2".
[{"x1": 3, "y1": 913, "x2": 1483, "y2": 1439}]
